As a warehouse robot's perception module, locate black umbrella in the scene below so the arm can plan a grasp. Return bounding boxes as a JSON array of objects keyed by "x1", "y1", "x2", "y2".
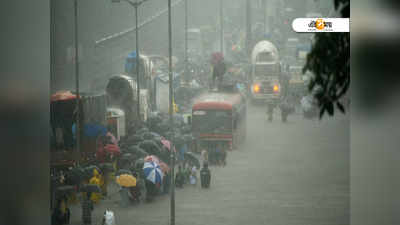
[
  {"x1": 66, "y1": 167, "x2": 85, "y2": 185},
  {"x1": 137, "y1": 127, "x2": 149, "y2": 135},
  {"x1": 134, "y1": 158, "x2": 145, "y2": 169},
  {"x1": 83, "y1": 165, "x2": 101, "y2": 180},
  {"x1": 142, "y1": 132, "x2": 156, "y2": 140},
  {"x1": 79, "y1": 184, "x2": 101, "y2": 193},
  {"x1": 184, "y1": 152, "x2": 200, "y2": 168},
  {"x1": 127, "y1": 146, "x2": 148, "y2": 158},
  {"x1": 139, "y1": 140, "x2": 162, "y2": 156},
  {"x1": 98, "y1": 163, "x2": 114, "y2": 173},
  {"x1": 126, "y1": 134, "x2": 143, "y2": 145},
  {"x1": 121, "y1": 153, "x2": 134, "y2": 160}
]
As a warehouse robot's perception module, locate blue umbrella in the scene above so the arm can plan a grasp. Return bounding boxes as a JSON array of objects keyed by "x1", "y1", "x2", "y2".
[
  {"x1": 125, "y1": 51, "x2": 137, "y2": 74},
  {"x1": 72, "y1": 123, "x2": 107, "y2": 138},
  {"x1": 143, "y1": 161, "x2": 163, "y2": 184}
]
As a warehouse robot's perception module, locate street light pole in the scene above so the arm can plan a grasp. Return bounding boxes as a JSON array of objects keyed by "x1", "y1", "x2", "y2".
[
  {"x1": 73, "y1": 0, "x2": 81, "y2": 165},
  {"x1": 184, "y1": 0, "x2": 188, "y2": 84},
  {"x1": 114, "y1": 0, "x2": 149, "y2": 123},
  {"x1": 263, "y1": 0, "x2": 267, "y2": 34},
  {"x1": 168, "y1": 1, "x2": 175, "y2": 225},
  {"x1": 219, "y1": 0, "x2": 223, "y2": 54},
  {"x1": 134, "y1": 4, "x2": 141, "y2": 123}
]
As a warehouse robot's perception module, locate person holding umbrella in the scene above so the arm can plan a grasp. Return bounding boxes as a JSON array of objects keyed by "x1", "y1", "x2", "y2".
[
  {"x1": 143, "y1": 160, "x2": 164, "y2": 201},
  {"x1": 89, "y1": 169, "x2": 102, "y2": 204}
]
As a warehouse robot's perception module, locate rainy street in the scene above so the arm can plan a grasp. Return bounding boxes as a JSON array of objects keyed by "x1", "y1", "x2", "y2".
[{"x1": 69, "y1": 105, "x2": 349, "y2": 225}]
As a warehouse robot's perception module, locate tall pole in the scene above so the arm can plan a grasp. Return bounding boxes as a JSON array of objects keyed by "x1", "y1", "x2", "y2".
[
  {"x1": 168, "y1": 0, "x2": 175, "y2": 225},
  {"x1": 245, "y1": 0, "x2": 252, "y2": 56},
  {"x1": 219, "y1": 0, "x2": 223, "y2": 54},
  {"x1": 263, "y1": 0, "x2": 267, "y2": 34},
  {"x1": 73, "y1": 0, "x2": 81, "y2": 165},
  {"x1": 135, "y1": 4, "x2": 141, "y2": 123},
  {"x1": 184, "y1": 0, "x2": 188, "y2": 84}
]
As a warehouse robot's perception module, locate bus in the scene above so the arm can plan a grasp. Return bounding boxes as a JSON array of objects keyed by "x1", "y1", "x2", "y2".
[{"x1": 191, "y1": 91, "x2": 247, "y2": 152}]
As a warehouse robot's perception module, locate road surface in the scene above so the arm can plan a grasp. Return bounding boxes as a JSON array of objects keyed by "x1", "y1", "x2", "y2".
[{"x1": 70, "y1": 105, "x2": 349, "y2": 225}]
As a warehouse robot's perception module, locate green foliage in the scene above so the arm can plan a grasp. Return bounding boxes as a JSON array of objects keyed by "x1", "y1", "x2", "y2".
[{"x1": 302, "y1": 0, "x2": 350, "y2": 118}]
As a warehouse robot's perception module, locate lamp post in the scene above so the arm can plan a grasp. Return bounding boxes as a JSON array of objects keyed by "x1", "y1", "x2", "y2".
[
  {"x1": 184, "y1": 0, "x2": 188, "y2": 84},
  {"x1": 263, "y1": 0, "x2": 267, "y2": 34},
  {"x1": 219, "y1": 0, "x2": 224, "y2": 54},
  {"x1": 167, "y1": 1, "x2": 175, "y2": 225},
  {"x1": 73, "y1": 0, "x2": 81, "y2": 165},
  {"x1": 245, "y1": 0, "x2": 252, "y2": 56},
  {"x1": 112, "y1": 0, "x2": 149, "y2": 122}
]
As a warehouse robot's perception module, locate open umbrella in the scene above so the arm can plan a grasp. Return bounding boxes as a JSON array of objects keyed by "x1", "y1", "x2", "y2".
[
  {"x1": 98, "y1": 163, "x2": 114, "y2": 173},
  {"x1": 127, "y1": 146, "x2": 148, "y2": 158},
  {"x1": 116, "y1": 174, "x2": 137, "y2": 187},
  {"x1": 134, "y1": 158, "x2": 145, "y2": 169},
  {"x1": 127, "y1": 134, "x2": 144, "y2": 144},
  {"x1": 143, "y1": 161, "x2": 163, "y2": 184},
  {"x1": 144, "y1": 155, "x2": 160, "y2": 164},
  {"x1": 139, "y1": 140, "x2": 162, "y2": 156},
  {"x1": 121, "y1": 153, "x2": 134, "y2": 160},
  {"x1": 83, "y1": 124, "x2": 107, "y2": 137},
  {"x1": 55, "y1": 185, "x2": 76, "y2": 198},
  {"x1": 160, "y1": 139, "x2": 176, "y2": 152},
  {"x1": 106, "y1": 132, "x2": 118, "y2": 145},
  {"x1": 104, "y1": 144, "x2": 121, "y2": 155},
  {"x1": 51, "y1": 91, "x2": 76, "y2": 102}
]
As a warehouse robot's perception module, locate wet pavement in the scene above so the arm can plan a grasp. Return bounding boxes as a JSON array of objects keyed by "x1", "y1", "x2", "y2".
[{"x1": 69, "y1": 105, "x2": 349, "y2": 225}]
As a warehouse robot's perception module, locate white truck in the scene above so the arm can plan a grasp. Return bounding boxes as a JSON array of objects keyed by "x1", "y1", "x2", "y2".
[
  {"x1": 249, "y1": 40, "x2": 282, "y2": 104},
  {"x1": 248, "y1": 40, "x2": 291, "y2": 122}
]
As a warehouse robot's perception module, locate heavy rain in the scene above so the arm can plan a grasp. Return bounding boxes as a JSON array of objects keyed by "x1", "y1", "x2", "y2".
[{"x1": 50, "y1": 0, "x2": 349, "y2": 225}]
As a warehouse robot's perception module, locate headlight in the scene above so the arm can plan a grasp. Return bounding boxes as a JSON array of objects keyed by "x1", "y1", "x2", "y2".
[{"x1": 252, "y1": 84, "x2": 260, "y2": 93}]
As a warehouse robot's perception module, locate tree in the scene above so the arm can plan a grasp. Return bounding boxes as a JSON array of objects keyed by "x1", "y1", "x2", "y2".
[{"x1": 302, "y1": 0, "x2": 350, "y2": 118}]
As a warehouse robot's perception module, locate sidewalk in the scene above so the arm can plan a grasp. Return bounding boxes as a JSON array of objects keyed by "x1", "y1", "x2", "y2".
[{"x1": 68, "y1": 182, "x2": 121, "y2": 225}]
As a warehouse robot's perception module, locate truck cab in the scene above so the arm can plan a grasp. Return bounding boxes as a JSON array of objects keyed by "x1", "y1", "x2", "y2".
[{"x1": 248, "y1": 40, "x2": 282, "y2": 104}]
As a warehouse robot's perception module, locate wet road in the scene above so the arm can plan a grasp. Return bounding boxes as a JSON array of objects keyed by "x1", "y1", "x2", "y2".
[{"x1": 70, "y1": 105, "x2": 349, "y2": 225}]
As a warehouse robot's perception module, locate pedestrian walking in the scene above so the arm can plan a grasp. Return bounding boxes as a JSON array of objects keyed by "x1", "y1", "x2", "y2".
[{"x1": 221, "y1": 147, "x2": 227, "y2": 166}]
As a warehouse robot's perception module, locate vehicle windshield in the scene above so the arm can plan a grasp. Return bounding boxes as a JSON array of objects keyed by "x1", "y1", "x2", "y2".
[
  {"x1": 192, "y1": 110, "x2": 232, "y2": 134},
  {"x1": 254, "y1": 64, "x2": 279, "y2": 77},
  {"x1": 256, "y1": 52, "x2": 276, "y2": 62}
]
